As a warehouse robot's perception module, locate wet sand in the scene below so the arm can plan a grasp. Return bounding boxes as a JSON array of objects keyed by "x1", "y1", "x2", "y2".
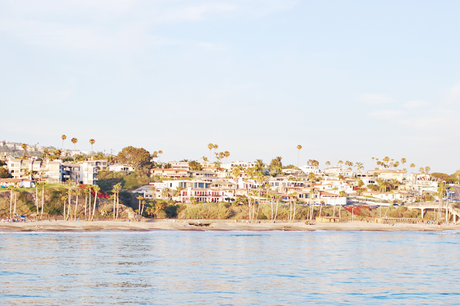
[{"x1": 0, "y1": 219, "x2": 458, "y2": 232}]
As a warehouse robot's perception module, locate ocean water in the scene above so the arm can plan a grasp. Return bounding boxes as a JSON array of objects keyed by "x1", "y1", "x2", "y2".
[{"x1": 1, "y1": 230, "x2": 459, "y2": 305}]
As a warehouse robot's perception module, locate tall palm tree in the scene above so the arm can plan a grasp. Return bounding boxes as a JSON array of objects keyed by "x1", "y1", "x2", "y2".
[
  {"x1": 401, "y1": 158, "x2": 407, "y2": 169},
  {"x1": 274, "y1": 195, "x2": 281, "y2": 221},
  {"x1": 91, "y1": 186, "x2": 100, "y2": 221},
  {"x1": 71, "y1": 138, "x2": 78, "y2": 161},
  {"x1": 309, "y1": 189, "x2": 315, "y2": 220},
  {"x1": 21, "y1": 143, "x2": 27, "y2": 156},
  {"x1": 437, "y1": 182, "x2": 446, "y2": 220},
  {"x1": 136, "y1": 195, "x2": 143, "y2": 219},
  {"x1": 371, "y1": 157, "x2": 375, "y2": 169},
  {"x1": 89, "y1": 139, "x2": 95, "y2": 154},
  {"x1": 325, "y1": 161, "x2": 331, "y2": 167},
  {"x1": 7, "y1": 186, "x2": 13, "y2": 217},
  {"x1": 83, "y1": 186, "x2": 89, "y2": 219},
  {"x1": 61, "y1": 135, "x2": 67, "y2": 150},
  {"x1": 213, "y1": 144, "x2": 218, "y2": 162},
  {"x1": 74, "y1": 189, "x2": 81, "y2": 221},
  {"x1": 224, "y1": 151, "x2": 230, "y2": 163},
  {"x1": 296, "y1": 145, "x2": 302, "y2": 167},
  {"x1": 115, "y1": 183, "x2": 122, "y2": 218},
  {"x1": 425, "y1": 166, "x2": 430, "y2": 174},
  {"x1": 207, "y1": 143, "x2": 214, "y2": 161},
  {"x1": 383, "y1": 156, "x2": 390, "y2": 168},
  {"x1": 61, "y1": 195, "x2": 68, "y2": 219},
  {"x1": 158, "y1": 150, "x2": 163, "y2": 163}
]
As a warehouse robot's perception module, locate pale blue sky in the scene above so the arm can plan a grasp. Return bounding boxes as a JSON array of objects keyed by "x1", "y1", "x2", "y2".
[{"x1": 1, "y1": 0, "x2": 460, "y2": 172}]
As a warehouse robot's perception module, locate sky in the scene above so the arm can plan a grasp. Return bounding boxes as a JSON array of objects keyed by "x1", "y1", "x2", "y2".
[{"x1": 1, "y1": 0, "x2": 460, "y2": 173}]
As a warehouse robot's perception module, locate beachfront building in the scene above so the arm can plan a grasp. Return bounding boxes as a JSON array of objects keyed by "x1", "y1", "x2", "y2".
[
  {"x1": 150, "y1": 168, "x2": 190, "y2": 178},
  {"x1": 179, "y1": 187, "x2": 231, "y2": 203},
  {"x1": 79, "y1": 160, "x2": 108, "y2": 185},
  {"x1": 300, "y1": 165, "x2": 322, "y2": 175},
  {"x1": 0, "y1": 178, "x2": 35, "y2": 188},
  {"x1": 108, "y1": 163, "x2": 134, "y2": 173},
  {"x1": 7, "y1": 159, "x2": 62, "y2": 183},
  {"x1": 369, "y1": 169, "x2": 405, "y2": 181},
  {"x1": 220, "y1": 161, "x2": 255, "y2": 170}
]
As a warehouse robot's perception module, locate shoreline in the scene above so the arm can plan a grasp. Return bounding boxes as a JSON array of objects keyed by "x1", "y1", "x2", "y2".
[{"x1": 1, "y1": 219, "x2": 459, "y2": 232}]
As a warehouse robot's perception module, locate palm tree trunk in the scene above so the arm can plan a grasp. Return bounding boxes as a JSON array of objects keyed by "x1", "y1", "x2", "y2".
[
  {"x1": 319, "y1": 203, "x2": 323, "y2": 219},
  {"x1": 88, "y1": 190, "x2": 92, "y2": 220},
  {"x1": 9, "y1": 190, "x2": 13, "y2": 217},
  {"x1": 333, "y1": 205, "x2": 336, "y2": 218},
  {"x1": 74, "y1": 195, "x2": 79, "y2": 221},
  {"x1": 113, "y1": 195, "x2": 116, "y2": 220},
  {"x1": 41, "y1": 185, "x2": 45, "y2": 217},
  {"x1": 91, "y1": 190, "x2": 98, "y2": 221},
  {"x1": 68, "y1": 194, "x2": 72, "y2": 221},
  {"x1": 270, "y1": 198, "x2": 274, "y2": 220},
  {"x1": 14, "y1": 192, "x2": 17, "y2": 215},
  {"x1": 63, "y1": 198, "x2": 66, "y2": 219},
  {"x1": 35, "y1": 186, "x2": 39, "y2": 218},
  {"x1": 84, "y1": 194, "x2": 88, "y2": 219},
  {"x1": 274, "y1": 199, "x2": 279, "y2": 221},
  {"x1": 293, "y1": 202, "x2": 296, "y2": 221},
  {"x1": 116, "y1": 193, "x2": 120, "y2": 219}
]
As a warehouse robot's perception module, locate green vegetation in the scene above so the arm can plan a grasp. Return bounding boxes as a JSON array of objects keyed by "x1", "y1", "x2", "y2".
[
  {"x1": 117, "y1": 146, "x2": 152, "y2": 170},
  {"x1": 97, "y1": 170, "x2": 151, "y2": 192}
]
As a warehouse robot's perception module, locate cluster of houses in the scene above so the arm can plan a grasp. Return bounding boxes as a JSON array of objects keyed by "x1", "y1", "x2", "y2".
[
  {"x1": 0, "y1": 157, "x2": 441, "y2": 206},
  {"x1": 0, "y1": 158, "x2": 132, "y2": 188},
  {"x1": 137, "y1": 161, "x2": 440, "y2": 206}
]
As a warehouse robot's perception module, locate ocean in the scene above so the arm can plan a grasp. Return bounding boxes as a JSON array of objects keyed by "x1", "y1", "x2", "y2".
[{"x1": 1, "y1": 230, "x2": 459, "y2": 305}]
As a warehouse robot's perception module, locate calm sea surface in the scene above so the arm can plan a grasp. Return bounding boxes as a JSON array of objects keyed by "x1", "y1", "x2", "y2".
[{"x1": 0, "y1": 230, "x2": 459, "y2": 305}]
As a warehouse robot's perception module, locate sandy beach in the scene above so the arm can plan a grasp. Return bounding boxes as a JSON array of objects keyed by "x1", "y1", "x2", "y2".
[{"x1": 0, "y1": 219, "x2": 459, "y2": 232}]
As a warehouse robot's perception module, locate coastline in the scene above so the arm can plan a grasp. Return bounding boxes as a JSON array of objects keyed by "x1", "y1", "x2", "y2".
[{"x1": 1, "y1": 219, "x2": 459, "y2": 232}]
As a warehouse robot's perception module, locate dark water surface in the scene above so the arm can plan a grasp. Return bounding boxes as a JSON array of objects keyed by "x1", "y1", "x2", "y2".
[{"x1": 1, "y1": 230, "x2": 459, "y2": 305}]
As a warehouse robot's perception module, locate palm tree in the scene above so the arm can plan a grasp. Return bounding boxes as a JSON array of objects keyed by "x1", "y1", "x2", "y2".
[
  {"x1": 71, "y1": 138, "x2": 78, "y2": 161},
  {"x1": 309, "y1": 189, "x2": 315, "y2": 220},
  {"x1": 371, "y1": 157, "x2": 375, "y2": 169},
  {"x1": 290, "y1": 192, "x2": 298, "y2": 221},
  {"x1": 21, "y1": 143, "x2": 27, "y2": 156},
  {"x1": 158, "y1": 150, "x2": 163, "y2": 163},
  {"x1": 296, "y1": 145, "x2": 302, "y2": 167},
  {"x1": 338, "y1": 190, "x2": 346, "y2": 219},
  {"x1": 136, "y1": 195, "x2": 143, "y2": 219},
  {"x1": 232, "y1": 167, "x2": 241, "y2": 200},
  {"x1": 224, "y1": 151, "x2": 230, "y2": 163},
  {"x1": 213, "y1": 144, "x2": 218, "y2": 162},
  {"x1": 325, "y1": 161, "x2": 331, "y2": 167},
  {"x1": 161, "y1": 188, "x2": 171, "y2": 201},
  {"x1": 89, "y1": 139, "x2": 95, "y2": 154},
  {"x1": 401, "y1": 158, "x2": 407, "y2": 169},
  {"x1": 383, "y1": 156, "x2": 390, "y2": 168},
  {"x1": 274, "y1": 195, "x2": 281, "y2": 221},
  {"x1": 425, "y1": 166, "x2": 430, "y2": 174},
  {"x1": 38, "y1": 182, "x2": 45, "y2": 217},
  {"x1": 83, "y1": 186, "x2": 89, "y2": 219},
  {"x1": 7, "y1": 186, "x2": 13, "y2": 217},
  {"x1": 61, "y1": 195, "x2": 68, "y2": 219},
  {"x1": 91, "y1": 185, "x2": 100, "y2": 221},
  {"x1": 114, "y1": 183, "x2": 122, "y2": 218},
  {"x1": 61, "y1": 135, "x2": 67, "y2": 150},
  {"x1": 207, "y1": 143, "x2": 214, "y2": 161},
  {"x1": 437, "y1": 182, "x2": 446, "y2": 220},
  {"x1": 74, "y1": 189, "x2": 81, "y2": 221}
]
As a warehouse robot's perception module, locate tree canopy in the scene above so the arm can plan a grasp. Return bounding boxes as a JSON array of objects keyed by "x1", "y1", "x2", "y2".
[{"x1": 117, "y1": 146, "x2": 152, "y2": 170}]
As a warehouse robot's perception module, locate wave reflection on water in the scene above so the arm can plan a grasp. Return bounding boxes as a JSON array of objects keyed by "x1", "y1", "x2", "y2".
[{"x1": 0, "y1": 230, "x2": 459, "y2": 305}]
